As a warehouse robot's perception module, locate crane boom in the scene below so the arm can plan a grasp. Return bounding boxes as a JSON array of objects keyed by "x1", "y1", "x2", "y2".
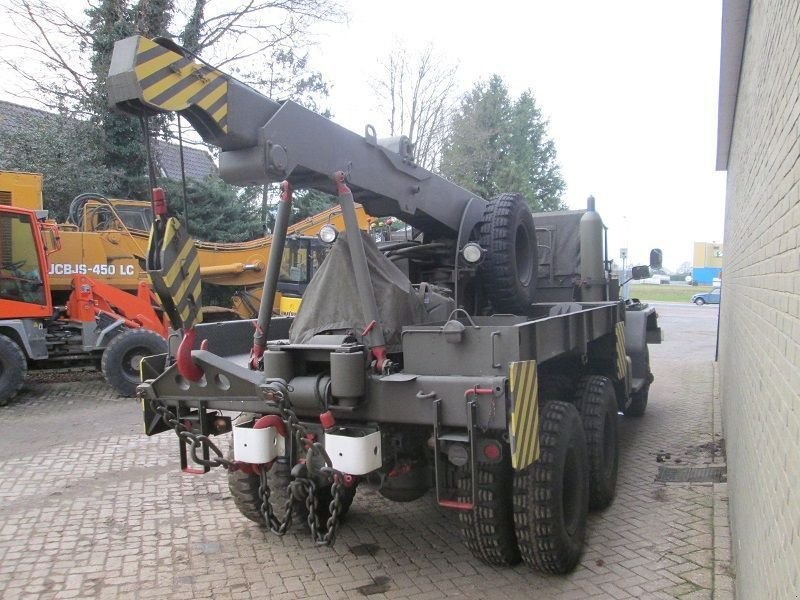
[{"x1": 108, "y1": 35, "x2": 486, "y2": 238}]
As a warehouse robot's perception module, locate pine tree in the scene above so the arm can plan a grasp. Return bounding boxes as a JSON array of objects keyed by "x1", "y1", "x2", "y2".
[{"x1": 440, "y1": 75, "x2": 565, "y2": 211}]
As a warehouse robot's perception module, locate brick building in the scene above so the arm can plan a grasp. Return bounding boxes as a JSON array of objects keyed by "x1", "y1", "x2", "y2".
[{"x1": 716, "y1": 0, "x2": 800, "y2": 597}]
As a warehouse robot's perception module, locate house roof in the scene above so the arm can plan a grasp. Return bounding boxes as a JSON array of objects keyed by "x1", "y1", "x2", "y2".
[
  {"x1": 716, "y1": 0, "x2": 751, "y2": 171},
  {"x1": 153, "y1": 139, "x2": 216, "y2": 180},
  {"x1": 0, "y1": 100, "x2": 55, "y2": 134},
  {"x1": 0, "y1": 100, "x2": 216, "y2": 180}
]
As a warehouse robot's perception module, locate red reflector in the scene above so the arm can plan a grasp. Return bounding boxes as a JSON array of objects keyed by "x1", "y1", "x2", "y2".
[
  {"x1": 438, "y1": 499, "x2": 474, "y2": 511},
  {"x1": 483, "y1": 442, "x2": 501, "y2": 461},
  {"x1": 320, "y1": 410, "x2": 335, "y2": 430}
]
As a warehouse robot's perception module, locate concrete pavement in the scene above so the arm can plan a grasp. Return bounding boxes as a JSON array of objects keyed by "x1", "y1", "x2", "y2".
[{"x1": 0, "y1": 303, "x2": 733, "y2": 599}]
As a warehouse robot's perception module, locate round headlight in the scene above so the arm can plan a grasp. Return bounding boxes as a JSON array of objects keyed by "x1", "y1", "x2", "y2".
[
  {"x1": 461, "y1": 242, "x2": 484, "y2": 265},
  {"x1": 318, "y1": 224, "x2": 338, "y2": 244}
]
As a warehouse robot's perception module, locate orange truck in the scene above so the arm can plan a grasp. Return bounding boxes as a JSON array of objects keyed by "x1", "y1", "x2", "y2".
[{"x1": 0, "y1": 202, "x2": 168, "y2": 404}]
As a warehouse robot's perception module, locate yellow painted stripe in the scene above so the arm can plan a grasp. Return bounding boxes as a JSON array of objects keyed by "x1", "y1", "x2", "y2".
[
  {"x1": 527, "y1": 376, "x2": 540, "y2": 466},
  {"x1": 509, "y1": 363, "x2": 520, "y2": 457},
  {"x1": 515, "y1": 363, "x2": 533, "y2": 456},
  {"x1": 142, "y1": 71, "x2": 192, "y2": 104},
  {"x1": 195, "y1": 79, "x2": 227, "y2": 110},
  {"x1": 616, "y1": 322, "x2": 627, "y2": 379},
  {"x1": 172, "y1": 271, "x2": 201, "y2": 315},
  {"x1": 211, "y1": 103, "x2": 228, "y2": 124},
  {"x1": 135, "y1": 50, "x2": 182, "y2": 82},
  {"x1": 157, "y1": 75, "x2": 217, "y2": 112},
  {"x1": 161, "y1": 217, "x2": 180, "y2": 248},
  {"x1": 509, "y1": 360, "x2": 539, "y2": 470},
  {"x1": 517, "y1": 362, "x2": 537, "y2": 466},
  {"x1": 163, "y1": 239, "x2": 195, "y2": 290}
]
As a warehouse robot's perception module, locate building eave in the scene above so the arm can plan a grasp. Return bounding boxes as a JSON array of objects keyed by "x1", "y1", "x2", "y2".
[{"x1": 716, "y1": 0, "x2": 751, "y2": 171}]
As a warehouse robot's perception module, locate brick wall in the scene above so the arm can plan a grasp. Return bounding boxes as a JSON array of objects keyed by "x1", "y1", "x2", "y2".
[{"x1": 720, "y1": 1, "x2": 800, "y2": 597}]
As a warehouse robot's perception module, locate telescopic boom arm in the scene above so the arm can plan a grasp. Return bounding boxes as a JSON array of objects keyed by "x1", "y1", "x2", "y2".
[{"x1": 108, "y1": 35, "x2": 486, "y2": 238}]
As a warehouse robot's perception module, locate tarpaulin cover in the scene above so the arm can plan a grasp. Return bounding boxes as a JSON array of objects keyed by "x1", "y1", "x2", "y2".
[
  {"x1": 289, "y1": 231, "x2": 426, "y2": 351},
  {"x1": 532, "y1": 209, "x2": 585, "y2": 279}
]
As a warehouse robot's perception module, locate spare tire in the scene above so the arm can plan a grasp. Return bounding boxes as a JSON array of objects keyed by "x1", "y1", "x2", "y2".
[{"x1": 479, "y1": 193, "x2": 538, "y2": 313}]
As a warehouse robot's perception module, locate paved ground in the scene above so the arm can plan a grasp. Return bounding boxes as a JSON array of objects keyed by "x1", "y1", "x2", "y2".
[{"x1": 0, "y1": 303, "x2": 733, "y2": 599}]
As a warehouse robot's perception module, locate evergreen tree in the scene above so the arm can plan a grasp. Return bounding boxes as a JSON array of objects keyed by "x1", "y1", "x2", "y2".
[
  {"x1": 85, "y1": 0, "x2": 174, "y2": 195},
  {"x1": 440, "y1": 75, "x2": 565, "y2": 211}
]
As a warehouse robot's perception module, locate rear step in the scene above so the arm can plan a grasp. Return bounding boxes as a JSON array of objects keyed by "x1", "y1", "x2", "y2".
[{"x1": 432, "y1": 397, "x2": 478, "y2": 510}]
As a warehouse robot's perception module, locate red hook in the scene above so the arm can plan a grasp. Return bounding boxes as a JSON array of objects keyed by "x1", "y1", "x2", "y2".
[{"x1": 177, "y1": 327, "x2": 204, "y2": 382}]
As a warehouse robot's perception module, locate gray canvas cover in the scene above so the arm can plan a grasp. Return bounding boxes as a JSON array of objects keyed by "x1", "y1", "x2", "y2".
[{"x1": 289, "y1": 231, "x2": 426, "y2": 350}]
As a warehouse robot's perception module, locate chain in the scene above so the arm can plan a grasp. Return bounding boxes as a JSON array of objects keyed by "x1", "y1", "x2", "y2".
[
  {"x1": 152, "y1": 400, "x2": 238, "y2": 470},
  {"x1": 258, "y1": 465, "x2": 295, "y2": 534},
  {"x1": 152, "y1": 397, "x2": 347, "y2": 545},
  {"x1": 302, "y1": 474, "x2": 346, "y2": 546}
]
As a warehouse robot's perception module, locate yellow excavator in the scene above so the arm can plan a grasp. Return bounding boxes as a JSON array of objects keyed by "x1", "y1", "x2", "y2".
[{"x1": 0, "y1": 170, "x2": 373, "y2": 317}]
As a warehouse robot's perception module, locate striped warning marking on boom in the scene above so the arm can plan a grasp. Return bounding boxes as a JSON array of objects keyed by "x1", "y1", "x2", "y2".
[
  {"x1": 133, "y1": 37, "x2": 228, "y2": 133},
  {"x1": 615, "y1": 321, "x2": 627, "y2": 380},
  {"x1": 508, "y1": 360, "x2": 540, "y2": 470},
  {"x1": 147, "y1": 217, "x2": 202, "y2": 330}
]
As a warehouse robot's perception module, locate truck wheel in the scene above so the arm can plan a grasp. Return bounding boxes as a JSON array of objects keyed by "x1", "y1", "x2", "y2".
[
  {"x1": 228, "y1": 460, "x2": 357, "y2": 529},
  {"x1": 513, "y1": 401, "x2": 589, "y2": 574},
  {"x1": 456, "y1": 445, "x2": 521, "y2": 566},
  {"x1": 101, "y1": 329, "x2": 167, "y2": 397},
  {"x1": 0, "y1": 334, "x2": 27, "y2": 405},
  {"x1": 228, "y1": 464, "x2": 267, "y2": 526},
  {"x1": 480, "y1": 193, "x2": 538, "y2": 313},
  {"x1": 227, "y1": 415, "x2": 356, "y2": 529},
  {"x1": 574, "y1": 376, "x2": 619, "y2": 510}
]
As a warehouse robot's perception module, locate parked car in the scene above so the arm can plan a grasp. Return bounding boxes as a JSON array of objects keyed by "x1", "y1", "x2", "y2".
[{"x1": 691, "y1": 288, "x2": 721, "y2": 305}]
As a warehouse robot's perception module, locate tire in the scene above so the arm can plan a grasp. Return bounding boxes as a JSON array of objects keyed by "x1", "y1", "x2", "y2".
[
  {"x1": 694, "y1": 298, "x2": 705, "y2": 305},
  {"x1": 456, "y1": 445, "x2": 521, "y2": 566},
  {"x1": 101, "y1": 328, "x2": 167, "y2": 397},
  {"x1": 623, "y1": 347, "x2": 651, "y2": 417},
  {"x1": 0, "y1": 334, "x2": 27, "y2": 405},
  {"x1": 227, "y1": 415, "x2": 356, "y2": 529},
  {"x1": 228, "y1": 463, "x2": 268, "y2": 526},
  {"x1": 480, "y1": 193, "x2": 538, "y2": 313},
  {"x1": 513, "y1": 401, "x2": 589, "y2": 574},
  {"x1": 574, "y1": 376, "x2": 619, "y2": 510}
]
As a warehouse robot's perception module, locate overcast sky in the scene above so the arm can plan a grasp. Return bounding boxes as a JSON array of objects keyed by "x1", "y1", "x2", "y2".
[
  {"x1": 0, "y1": 0, "x2": 726, "y2": 271},
  {"x1": 310, "y1": 0, "x2": 727, "y2": 271}
]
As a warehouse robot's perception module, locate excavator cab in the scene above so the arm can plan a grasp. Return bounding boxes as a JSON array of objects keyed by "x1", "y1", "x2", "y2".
[{"x1": 0, "y1": 205, "x2": 52, "y2": 318}]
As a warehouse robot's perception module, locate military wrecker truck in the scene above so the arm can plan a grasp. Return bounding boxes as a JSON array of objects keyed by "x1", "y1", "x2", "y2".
[{"x1": 108, "y1": 36, "x2": 661, "y2": 573}]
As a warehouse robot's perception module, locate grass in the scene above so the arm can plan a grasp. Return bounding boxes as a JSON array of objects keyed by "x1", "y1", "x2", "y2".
[{"x1": 626, "y1": 283, "x2": 702, "y2": 303}]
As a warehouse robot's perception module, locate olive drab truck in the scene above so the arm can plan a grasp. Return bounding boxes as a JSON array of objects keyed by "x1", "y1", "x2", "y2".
[{"x1": 108, "y1": 36, "x2": 661, "y2": 573}]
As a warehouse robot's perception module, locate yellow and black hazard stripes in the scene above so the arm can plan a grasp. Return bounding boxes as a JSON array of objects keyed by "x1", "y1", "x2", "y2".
[
  {"x1": 132, "y1": 37, "x2": 228, "y2": 133},
  {"x1": 615, "y1": 321, "x2": 627, "y2": 380},
  {"x1": 508, "y1": 360, "x2": 540, "y2": 470},
  {"x1": 147, "y1": 217, "x2": 203, "y2": 330}
]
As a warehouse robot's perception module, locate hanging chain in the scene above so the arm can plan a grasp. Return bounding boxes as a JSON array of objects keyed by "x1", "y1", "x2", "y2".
[
  {"x1": 151, "y1": 398, "x2": 347, "y2": 545},
  {"x1": 152, "y1": 400, "x2": 237, "y2": 470}
]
